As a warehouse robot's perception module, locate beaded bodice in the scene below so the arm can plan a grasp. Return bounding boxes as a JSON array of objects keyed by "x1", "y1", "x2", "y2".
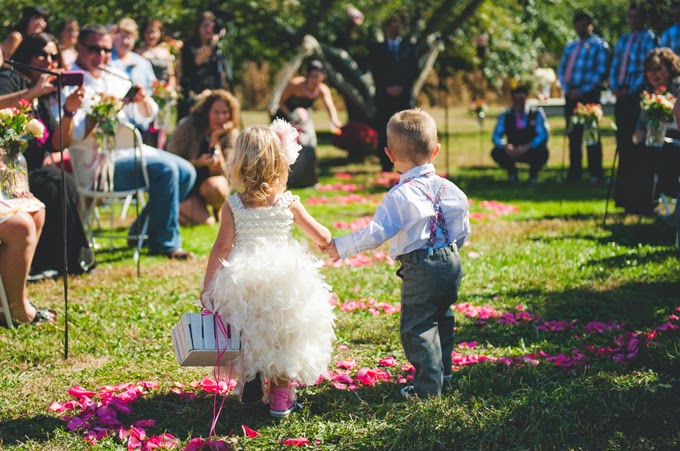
[{"x1": 228, "y1": 192, "x2": 297, "y2": 248}]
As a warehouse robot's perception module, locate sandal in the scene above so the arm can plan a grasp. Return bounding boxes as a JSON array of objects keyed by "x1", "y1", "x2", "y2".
[{"x1": 28, "y1": 301, "x2": 57, "y2": 325}]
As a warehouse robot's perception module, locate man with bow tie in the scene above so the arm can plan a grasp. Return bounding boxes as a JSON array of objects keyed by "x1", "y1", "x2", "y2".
[
  {"x1": 370, "y1": 15, "x2": 418, "y2": 172},
  {"x1": 558, "y1": 12, "x2": 610, "y2": 184}
]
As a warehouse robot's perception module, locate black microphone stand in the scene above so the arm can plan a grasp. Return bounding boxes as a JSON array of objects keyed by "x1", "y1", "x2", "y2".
[{"x1": 7, "y1": 59, "x2": 69, "y2": 359}]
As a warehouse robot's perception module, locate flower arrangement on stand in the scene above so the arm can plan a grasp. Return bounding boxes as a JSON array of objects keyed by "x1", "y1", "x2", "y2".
[
  {"x1": 570, "y1": 103, "x2": 604, "y2": 146},
  {"x1": 0, "y1": 99, "x2": 45, "y2": 198},
  {"x1": 87, "y1": 94, "x2": 123, "y2": 191},
  {"x1": 640, "y1": 88, "x2": 676, "y2": 147},
  {"x1": 533, "y1": 68, "x2": 556, "y2": 100},
  {"x1": 150, "y1": 80, "x2": 178, "y2": 132}
]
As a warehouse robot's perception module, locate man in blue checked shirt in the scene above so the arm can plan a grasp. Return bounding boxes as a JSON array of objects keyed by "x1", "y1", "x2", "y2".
[
  {"x1": 660, "y1": 2, "x2": 680, "y2": 55},
  {"x1": 610, "y1": 3, "x2": 657, "y2": 210},
  {"x1": 558, "y1": 12, "x2": 609, "y2": 183},
  {"x1": 491, "y1": 85, "x2": 549, "y2": 184}
]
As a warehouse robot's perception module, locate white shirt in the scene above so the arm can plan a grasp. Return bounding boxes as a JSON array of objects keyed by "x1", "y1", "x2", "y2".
[
  {"x1": 56, "y1": 63, "x2": 159, "y2": 188},
  {"x1": 62, "y1": 62, "x2": 158, "y2": 142},
  {"x1": 334, "y1": 164, "x2": 470, "y2": 259}
]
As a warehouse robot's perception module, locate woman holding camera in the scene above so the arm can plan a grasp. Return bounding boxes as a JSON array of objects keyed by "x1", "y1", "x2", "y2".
[
  {"x1": 166, "y1": 89, "x2": 239, "y2": 225},
  {"x1": 0, "y1": 33, "x2": 91, "y2": 277},
  {"x1": 178, "y1": 11, "x2": 225, "y2": 119}
]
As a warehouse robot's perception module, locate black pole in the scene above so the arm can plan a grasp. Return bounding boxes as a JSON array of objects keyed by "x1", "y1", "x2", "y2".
[{"x1": 134, "y1": 127, "x2": 141, "y2": 278}]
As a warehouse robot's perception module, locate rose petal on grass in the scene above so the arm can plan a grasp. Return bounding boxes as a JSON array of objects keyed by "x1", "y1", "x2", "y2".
[
  {"x1": 242, "y1": 424, "x2": 260, "y2": 437},
  {"x1": 378, "y1": 356, "x2": 396, "y2": 367},
  {"x1": 68, "y1": 385, "x2": 96, "y2": 398},
  {"x1": 283, "y1": 437, "x2": 310, "y2": 446}
]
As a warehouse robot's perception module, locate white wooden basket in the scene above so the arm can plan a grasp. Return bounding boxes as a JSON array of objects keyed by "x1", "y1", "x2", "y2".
[{"x1": 171, "y1": 312, "x2": 241, "y2": 366}]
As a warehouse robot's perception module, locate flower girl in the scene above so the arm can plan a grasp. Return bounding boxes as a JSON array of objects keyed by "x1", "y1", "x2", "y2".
[{"x1": 201, "y1": 120, "x2": 335, "y2": 417}]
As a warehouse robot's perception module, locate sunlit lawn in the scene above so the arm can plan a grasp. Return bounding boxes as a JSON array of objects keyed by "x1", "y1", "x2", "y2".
[{"x1": 0, "y1": 107, "x2": 678, "y2": 450}]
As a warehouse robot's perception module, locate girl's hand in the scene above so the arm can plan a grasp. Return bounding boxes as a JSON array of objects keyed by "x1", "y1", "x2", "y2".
[{"x1": 29, "y1": 73, "x2": 57, "y2": 98}]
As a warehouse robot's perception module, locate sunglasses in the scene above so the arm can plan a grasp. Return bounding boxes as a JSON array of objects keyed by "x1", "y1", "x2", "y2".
[
  {"x1": 36, "y1": 50, "x2": 59, "y2": 60},
  {"x1": 83, "y1": 44, "x2": 113, "y2": 55}
]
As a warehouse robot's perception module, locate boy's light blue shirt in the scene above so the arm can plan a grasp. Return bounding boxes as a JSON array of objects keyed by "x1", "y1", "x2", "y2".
[{"x1": 334, "y1": 164, "x2": 470, "y2": 259}]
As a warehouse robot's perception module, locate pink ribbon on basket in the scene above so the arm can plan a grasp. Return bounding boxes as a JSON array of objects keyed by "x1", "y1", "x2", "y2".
[{"x1": 200, "y1": 308, "x2": 234, "y2": 446}]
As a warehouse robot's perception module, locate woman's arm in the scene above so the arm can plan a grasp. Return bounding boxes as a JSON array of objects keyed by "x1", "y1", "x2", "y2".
[
  {"x1": 3, "y1": 32, "x2": 23, "y2": 60},
  {"x1": 165, "y1": 48, "x2": 177, "y2": 89},
  {"x1": 319, "y1": 83, "x2": 342, "y2": 128},
  {"x1": 201, "y1": 200, "x2": 235, "y2": 308},
  {"x1": 290, "y1": 200, "x2": 332, "y2": 248}
]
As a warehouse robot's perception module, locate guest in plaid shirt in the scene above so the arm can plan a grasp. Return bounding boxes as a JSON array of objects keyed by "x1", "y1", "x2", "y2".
[
  {"x1": 558, "y1": 12, "x2": 609, "y2": 183},
  {"x1": 610, "y1": 3, "x2": 657, "y2": 211},
  {"x1": 660, "y1": 1, "x2": 680, "y2": 55}
]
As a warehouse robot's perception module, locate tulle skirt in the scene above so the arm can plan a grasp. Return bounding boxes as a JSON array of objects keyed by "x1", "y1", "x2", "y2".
[{"x1": 208, "y1": 239, "x2": 335, "y2": 391}]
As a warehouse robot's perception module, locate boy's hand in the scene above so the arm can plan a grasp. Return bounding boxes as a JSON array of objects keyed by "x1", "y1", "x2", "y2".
[{"x1": 329, "y1": 245, "x2": 341, "y2": 262}]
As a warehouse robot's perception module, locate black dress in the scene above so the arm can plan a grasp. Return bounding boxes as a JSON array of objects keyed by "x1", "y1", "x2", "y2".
[
  {"x1": 0, "y1": 68, "x2": 90, "y2": 275},
  {"x1": 274, "y1": 96, "x2": 319, "y2": 188},
  {"x1": 179, "y1": 39, "x2": 224, "y2": 119}
]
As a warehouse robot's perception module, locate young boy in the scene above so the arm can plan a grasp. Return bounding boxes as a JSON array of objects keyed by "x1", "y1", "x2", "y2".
[{"x1": 328, "y1": 108, "x2": 470, "y2": 399}]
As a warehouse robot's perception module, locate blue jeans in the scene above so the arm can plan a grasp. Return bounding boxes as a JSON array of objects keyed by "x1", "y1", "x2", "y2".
[
  {"x1": 397, "y1": 244, "x2": 463, "y2": 398},
  {"x1": 114, "y1": 146, "x2": 196, "y2": 253}
]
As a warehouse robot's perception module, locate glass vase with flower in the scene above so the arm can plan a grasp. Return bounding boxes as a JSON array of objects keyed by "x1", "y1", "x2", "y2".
[
  {"x1": 570, "y1": 102, "x2": 604, "y2": 146},
  {"x1": 640, "y1": 88, "x2": 676, "y2": 148},
  {"x1": 86, "y1": 94, "x2": 123, "y2": 191},
  {"x1": 0, "y1": 99, "x2": 46, "y2": 199}
]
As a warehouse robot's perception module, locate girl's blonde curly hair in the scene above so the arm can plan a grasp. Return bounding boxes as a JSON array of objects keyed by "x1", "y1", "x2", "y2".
[{"x1": 227, "y1": 126, "x2": 290, "y2": 206}]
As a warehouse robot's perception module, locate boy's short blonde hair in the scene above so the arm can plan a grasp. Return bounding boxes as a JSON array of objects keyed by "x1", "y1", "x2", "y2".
[
  {"x1": 386, "y1": 108, "x2": 438, "y2": 164},
  {"x1": 228, "y1": 126, "x2": 289, "y2": 206}
]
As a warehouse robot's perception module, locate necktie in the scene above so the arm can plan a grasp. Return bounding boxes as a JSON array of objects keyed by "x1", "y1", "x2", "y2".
[
  {"x1": 618, "y1": 32, "x2": 638, "y2": 85},
  {"x1": 516, "y1": 112, "x2": 524, "y2": 129},
  {"x1": 563, "y1": 39, "x2": 584, "y2": 86}
]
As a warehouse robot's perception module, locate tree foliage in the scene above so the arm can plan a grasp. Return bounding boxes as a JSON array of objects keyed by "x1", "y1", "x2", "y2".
[{"x1": 1, "y1": 0, "x2": 677, "y2": 99}]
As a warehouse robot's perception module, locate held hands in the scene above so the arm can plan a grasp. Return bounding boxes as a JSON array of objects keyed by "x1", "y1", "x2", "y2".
[
  {"x1": 318, "y1": 239, "x2": 341, "y2": 262},
  {"x1": 385, "y1": 85, "x2": 404, "y2": 97}
]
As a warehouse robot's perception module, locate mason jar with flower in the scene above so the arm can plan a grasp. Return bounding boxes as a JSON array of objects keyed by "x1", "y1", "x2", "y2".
[
  {"x1": 0, "y1": 99, "x2": 46, "y2": 199},
  {"x1": 640, "y1": 89, "x2": 676, "y2": 147},
  {"x1": 86, "y1": 94, "x2": 123, "y2": 191},
  {"x1": 570, "y1": 102, "x2": 604, "y2": 146}
]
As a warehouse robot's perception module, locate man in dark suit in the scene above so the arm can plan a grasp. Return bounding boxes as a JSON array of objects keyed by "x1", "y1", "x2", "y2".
[{"x1": 370, "y1": 16, "x2": 418, "y2": 172}]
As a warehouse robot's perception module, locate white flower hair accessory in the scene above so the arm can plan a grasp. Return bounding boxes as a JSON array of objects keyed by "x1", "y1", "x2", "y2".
[{"x1": 269, "y1": 118, "x2": 302, "y2": 164}]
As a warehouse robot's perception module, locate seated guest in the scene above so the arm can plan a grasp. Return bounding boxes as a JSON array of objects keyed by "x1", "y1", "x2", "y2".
[
  {"x1": 3, "y1": 5, "x2": 49, "y2": 60},
  {"x1": 57, "y1": 18, "x2": 79, "y2": 70},
  {"x1": 0, "y1": 200, "x2": 56, "y2": 325},
  {"x1": 136, "y1": 19, "x2": 177, "y2": 89},
  {"x1": 62, "y1": 24, "x2": 196, "y2": 260},
  {"x1": 0, "y1": 33, "x2": 93, "y2": 276},
  {"x1": 110, "y1": 18, "x2": 157, "y2": 93},
  {"x1": 166, "y1": 89, "x2": 239, "y2": 225},
  {"x1": 624, "y1": 48, "x2": 680, "y2": 216},
  {"x1": 491, "y1": 85, "x2": 549, "y2": 183}
]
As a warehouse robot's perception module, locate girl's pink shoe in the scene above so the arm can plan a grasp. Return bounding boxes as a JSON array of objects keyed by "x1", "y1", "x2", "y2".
[{"x1": 269, "y1": 387, "x2": 299, "y2": 418}]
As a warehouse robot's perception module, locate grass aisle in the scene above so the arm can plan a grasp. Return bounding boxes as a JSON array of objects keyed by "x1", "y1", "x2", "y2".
[{"x1": 1, "y1": 109, "x2": 679, "y2": 450}]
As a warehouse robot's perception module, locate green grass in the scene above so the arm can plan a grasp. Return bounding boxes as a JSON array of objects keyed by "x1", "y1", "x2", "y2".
[{"x1": 1, "y1": 107, "x2": 679, "y2": 450}]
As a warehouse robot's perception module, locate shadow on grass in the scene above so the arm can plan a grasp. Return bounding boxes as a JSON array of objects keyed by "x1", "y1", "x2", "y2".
[{"x1": 0, "y1": 414, "x2": 63, "y2": 446}]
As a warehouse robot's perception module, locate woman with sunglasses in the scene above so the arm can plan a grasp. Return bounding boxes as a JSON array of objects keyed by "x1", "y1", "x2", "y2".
[
  {"x1": 2, "y1": 6, "x2": 49, "y2": 60},
  {"x1": 0, "y1": 33, "x2": 92, "y2": 278},
  {"x1": 617, "y1": 48, "x2": 680, "y2": 217}
]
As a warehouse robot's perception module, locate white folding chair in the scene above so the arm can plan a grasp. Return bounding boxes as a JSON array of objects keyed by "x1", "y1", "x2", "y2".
[
  {"x1": 0, "y1": 274, "x2": 13, "y2": 329},
  {"x1": 71, "y1": 122, "x2": 150, "y2": 263}
]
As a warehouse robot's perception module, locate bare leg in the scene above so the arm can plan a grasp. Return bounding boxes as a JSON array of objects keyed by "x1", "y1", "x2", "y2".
[
  {"x1": 0, "y1": 210, "x2": 44, "y2": 323},
  {"x1": 179, "y1": 194, "x2": 213, "y2": 225},
  {"x1": 199, "y1": 176, "x2": 229, "y2": 223}
]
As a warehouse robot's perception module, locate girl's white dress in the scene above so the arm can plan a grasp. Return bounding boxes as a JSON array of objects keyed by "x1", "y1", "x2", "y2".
[{"x1": 207, "y1": 192, "x2": 335, "y2": 390}]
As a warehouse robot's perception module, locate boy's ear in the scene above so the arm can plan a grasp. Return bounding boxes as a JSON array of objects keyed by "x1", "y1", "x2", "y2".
[
  {"x1": 384, "y1": 146, "x2": 398, "y2": 163},
  {"x1": 431, "y1": 143, "x2": 441, "y2": 161}
]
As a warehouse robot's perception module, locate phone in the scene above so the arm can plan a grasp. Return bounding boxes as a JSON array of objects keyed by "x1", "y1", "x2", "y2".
[
  {"x1": 123, "y1": 85, "x2": 140, "y2": 103},
  {"x1": 61, "y1": 70, "x2": 84, "y2": 87}
]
